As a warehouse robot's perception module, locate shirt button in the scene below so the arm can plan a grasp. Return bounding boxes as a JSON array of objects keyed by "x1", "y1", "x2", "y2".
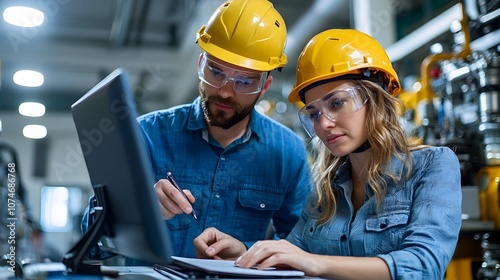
[
  {"x1": 340, "y1": 234, "x2": 347, "y2": 241},
  {"x1": 221, "y1": 157, "x2": 225, "y2": 161},
  {"x1": 215, "y1": 193, "x2": 220, "y2": 198},
  {"x1": 260, "y1": 203, "x2": 265, "y2": 208},
  {"x1": 380, "y1": 223, "x2": 387, "y2": 229},
  {"x1": 309, "y1": 227, "x2": 314, "y2": 233}
]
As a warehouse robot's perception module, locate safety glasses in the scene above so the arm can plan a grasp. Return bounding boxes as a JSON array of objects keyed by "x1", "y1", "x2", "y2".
[
  {"x1": 197, "y1": 53, "x2": 267, "y2": 95},
  {"x1": 298, "y1": 87, "x2": 368, "y2": 137}
]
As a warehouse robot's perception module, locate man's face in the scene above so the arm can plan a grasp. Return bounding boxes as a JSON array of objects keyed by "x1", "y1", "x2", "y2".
[
  {"x1": 198, "y1": 55, "x2": 267, "y2": 130},
  {"x1": 199, "y1": 83, "x2": 261, "y2": 130}
]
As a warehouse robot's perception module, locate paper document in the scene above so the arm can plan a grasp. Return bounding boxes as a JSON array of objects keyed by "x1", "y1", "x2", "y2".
[{"x1": 172, "y1": 256, "x2": 305, "y2": 277}]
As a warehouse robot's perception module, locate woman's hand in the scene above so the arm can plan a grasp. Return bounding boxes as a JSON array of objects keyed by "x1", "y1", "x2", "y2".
[{"x1": 234, "y1": 239, "x2": 323, "y2": 276}]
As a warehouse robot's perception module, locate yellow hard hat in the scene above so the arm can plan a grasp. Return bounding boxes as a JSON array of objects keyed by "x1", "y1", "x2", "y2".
[
  {"x1": 196, "y1": 0, "x2": 287, "y2": 72},
  {"x1": 288, "y1": 29, "x2": 400, "y2": 103}
]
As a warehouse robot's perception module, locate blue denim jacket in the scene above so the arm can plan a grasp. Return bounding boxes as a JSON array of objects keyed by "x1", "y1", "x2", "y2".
[
  {"x1": 82, "y1": 97, "x2": 312, "y2": 259},
  {"x1": 286, "y1": 146, "x2": 462, "y2": 279}
]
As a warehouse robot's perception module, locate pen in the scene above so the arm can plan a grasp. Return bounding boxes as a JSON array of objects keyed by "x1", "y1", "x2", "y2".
[{"x1": 166, "y1": 172, "x2": 197, "y2": 219}]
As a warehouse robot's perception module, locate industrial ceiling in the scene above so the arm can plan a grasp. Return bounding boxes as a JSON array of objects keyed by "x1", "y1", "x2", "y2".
[{"x1": 0, "y1": 0, "x2": 353, "y2": 116}]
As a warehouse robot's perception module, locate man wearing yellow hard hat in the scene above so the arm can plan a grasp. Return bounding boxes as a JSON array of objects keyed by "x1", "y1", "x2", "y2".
[{"x1": 81, "y1": 0, "x2": 312, "y2": 263}]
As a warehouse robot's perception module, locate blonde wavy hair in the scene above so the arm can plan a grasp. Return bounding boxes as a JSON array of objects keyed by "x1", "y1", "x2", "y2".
[{"x1": 310, "y1": 79, "x2": 425, "y2": 224}]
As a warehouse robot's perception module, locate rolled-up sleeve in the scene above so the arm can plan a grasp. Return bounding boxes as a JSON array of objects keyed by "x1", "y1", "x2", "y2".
[{"x1": 378, "y1": 147, "x2": 462, "y2": 279}]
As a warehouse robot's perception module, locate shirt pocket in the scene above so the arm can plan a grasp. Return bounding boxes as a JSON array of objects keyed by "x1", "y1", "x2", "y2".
[
  {"x1": 300, "y1": 213, "x2": 336, "y2": 254},
  {"x1": 238, "y1": 188, "x2": 283, "y2": 211},
  {"x1": 234, "y1": 184, "x2": 284, "y2": 239},
  {"x1": 364, "y1": 205, "x2": 410, "y2": 255}
]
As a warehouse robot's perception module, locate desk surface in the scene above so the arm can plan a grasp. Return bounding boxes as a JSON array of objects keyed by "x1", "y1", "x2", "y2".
[
  {"x1": 107, "y1": 266, "x2": 323, "y2": 280},
  {"x1": 16, "y1": 263, "x2": 323, "y2": 280}
]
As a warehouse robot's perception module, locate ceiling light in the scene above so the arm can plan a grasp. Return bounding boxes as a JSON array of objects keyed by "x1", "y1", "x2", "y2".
[
  {"x1": 3, "y1": 6, "x2": 45, "y2": 27},
  {"x1": 13, "y1": 70, "x2": 44, "y2": 87},
  {"x1": 19, "y1": 102, "x2": 46, "y2": 117},
  {"x1": 23, "y1": 124, "x2": 47, "y2": 139}
]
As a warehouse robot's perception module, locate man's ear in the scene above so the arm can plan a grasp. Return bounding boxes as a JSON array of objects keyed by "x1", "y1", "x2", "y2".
[{"x1": 259, "y1": 75, "x2": 273, "y2": 98}]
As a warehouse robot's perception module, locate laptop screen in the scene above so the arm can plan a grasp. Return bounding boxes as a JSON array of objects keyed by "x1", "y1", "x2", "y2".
[{"x1": 70, "y1": 68, "x2": 173, "y2": 265}]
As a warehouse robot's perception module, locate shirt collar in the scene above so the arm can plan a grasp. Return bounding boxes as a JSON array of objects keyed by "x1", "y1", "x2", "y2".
[
  {"x1": 187, "y1": 97, "x2": 207, "y2": 131},
  {"x1": 333, "y1": 154, "x2": 406, "y2": 188}
]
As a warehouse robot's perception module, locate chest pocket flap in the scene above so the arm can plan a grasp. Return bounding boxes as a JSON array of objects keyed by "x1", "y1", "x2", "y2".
[
  {"x1": 238, "y1": 186, "x2": 283, "y2": 211},
  {"x1": 366, "y1": 211, "x2": 409, "y2": 232}
]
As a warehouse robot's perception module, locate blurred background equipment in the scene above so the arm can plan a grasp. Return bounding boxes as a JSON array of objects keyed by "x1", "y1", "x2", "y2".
[
  {"x1": 0, "y1": 133, "x2": 62, "y2": 278},
  {"x1": 396, "y1": 1, "x2": 500, "y2": 279}
]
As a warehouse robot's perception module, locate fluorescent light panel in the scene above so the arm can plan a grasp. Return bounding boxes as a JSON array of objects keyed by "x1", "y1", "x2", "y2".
[
  {"x1": 23, "y1": 124, "x2": 47, "y2": 139},
  {"x1": 3, "y1": 6, "x2": 44, "y2": 27},
  {"x1": 13, "y1": 70, "x2": 44, "y2": 87},
  {"x1": 19, "y1": 102, "x2": 46, "y2": 117}
]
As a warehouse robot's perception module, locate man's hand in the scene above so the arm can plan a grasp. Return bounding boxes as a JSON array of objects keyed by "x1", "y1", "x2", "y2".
[
  {"x1": 193, "y1": 227, "x2": 247, "y2": 260},
  {"x1": 154, "y1": 179, "x2": 195, "y2": 219}
]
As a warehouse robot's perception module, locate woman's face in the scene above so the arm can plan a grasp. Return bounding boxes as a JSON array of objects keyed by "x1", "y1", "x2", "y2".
[{"x1": 302, "y1": 80, "x2": 368, "y2": 157}]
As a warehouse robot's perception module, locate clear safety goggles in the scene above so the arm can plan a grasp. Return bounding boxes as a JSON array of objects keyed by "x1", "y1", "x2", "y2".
[
  {"x1": 197, "y1": 53, "x2": 267, "y2": 95},
  {"x1": 298, "y1": 87, "x2": 368, "y2": 138}
]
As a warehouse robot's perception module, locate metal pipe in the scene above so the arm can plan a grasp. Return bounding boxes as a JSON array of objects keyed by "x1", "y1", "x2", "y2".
[
  {"x1": 109, "y1": 0, "x2": 135, "y2": 48},
  {"x1": 420, "y1": 2, "x2": 472, "y2": 101}
]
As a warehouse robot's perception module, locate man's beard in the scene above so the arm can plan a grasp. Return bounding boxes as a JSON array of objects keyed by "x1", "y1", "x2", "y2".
[{"x1": 199, "y1": 84, "x2": 259, "y2": 130}]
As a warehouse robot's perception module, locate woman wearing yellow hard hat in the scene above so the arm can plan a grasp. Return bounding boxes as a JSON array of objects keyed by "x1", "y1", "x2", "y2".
[{"x1": 194, "y1": 29, "x2": 461, "y2": 280}]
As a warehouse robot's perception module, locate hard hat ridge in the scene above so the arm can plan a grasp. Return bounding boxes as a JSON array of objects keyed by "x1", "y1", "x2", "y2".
[{"x1": 196, "y1": 0, "x2": 287, "y2": 72}]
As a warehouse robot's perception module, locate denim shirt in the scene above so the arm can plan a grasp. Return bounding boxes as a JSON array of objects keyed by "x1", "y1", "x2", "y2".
[
  {"x1": 81, "y1": 97, "x2": 312, "y2": 259},
  {"x1": 286, "y1": 146, "x2": 462, "y2": 279}
]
